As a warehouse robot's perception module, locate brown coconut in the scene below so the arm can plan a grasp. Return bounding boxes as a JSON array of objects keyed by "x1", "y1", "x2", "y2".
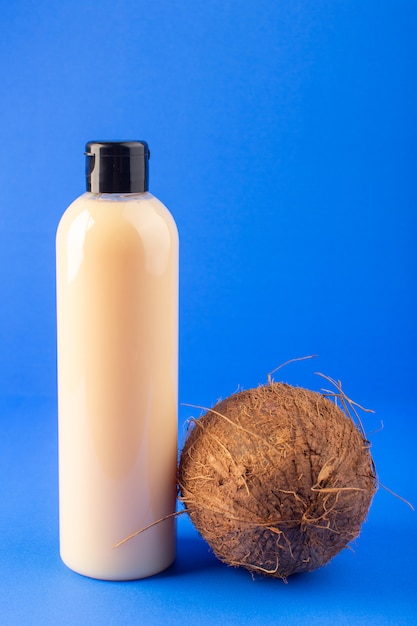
[{"x1": 178, "y1": 382, "x2": 377, "y2": 580}]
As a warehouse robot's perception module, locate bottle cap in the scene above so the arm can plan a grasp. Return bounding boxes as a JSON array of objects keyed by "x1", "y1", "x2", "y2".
[{"x1": 85, "y1": 141, "x2": 150, "y2": 193}]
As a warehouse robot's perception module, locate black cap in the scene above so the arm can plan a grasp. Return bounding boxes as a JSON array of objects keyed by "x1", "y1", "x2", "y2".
[{"x1": 85, "y1": 141, "x2": 150, "y2": 193}]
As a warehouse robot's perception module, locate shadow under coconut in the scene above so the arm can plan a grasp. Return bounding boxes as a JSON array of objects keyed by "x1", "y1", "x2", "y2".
[
  {"x1": 176, "y1": 536, "x2": 221, "y2": 574},
  {"x1": 152, "y1": 535, "x2": 222, "y2": 579}
]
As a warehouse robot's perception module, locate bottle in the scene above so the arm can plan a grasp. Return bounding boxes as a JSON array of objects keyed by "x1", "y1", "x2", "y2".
[{"x1": 56, "y1": 141, "x2": 178, "y2": 580}]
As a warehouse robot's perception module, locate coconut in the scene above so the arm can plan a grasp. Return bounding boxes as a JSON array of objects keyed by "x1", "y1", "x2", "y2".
[{"x1": 178, "y1": 382, "x2": 377, "y2": 580}]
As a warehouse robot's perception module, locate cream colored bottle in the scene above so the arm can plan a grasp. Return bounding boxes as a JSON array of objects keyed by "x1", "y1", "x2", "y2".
[{"x1": 56, "y1": 141, "x2": 178, "y2": 580}]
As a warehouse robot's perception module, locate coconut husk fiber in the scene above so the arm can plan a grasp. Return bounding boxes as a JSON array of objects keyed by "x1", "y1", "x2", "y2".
[{"x1": 178, "y1": 382, "x2": 377, "y2": 580}]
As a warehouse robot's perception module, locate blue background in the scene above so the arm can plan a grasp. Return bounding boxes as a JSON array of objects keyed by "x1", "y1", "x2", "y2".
[{"x1": 1, "y1": 1, "x2": 416, "y2": 624}]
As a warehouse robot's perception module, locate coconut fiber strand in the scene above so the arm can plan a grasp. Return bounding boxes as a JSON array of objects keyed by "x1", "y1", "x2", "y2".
[{"x1": 179, "y1": 383, "x2": 376, "y2": 580}]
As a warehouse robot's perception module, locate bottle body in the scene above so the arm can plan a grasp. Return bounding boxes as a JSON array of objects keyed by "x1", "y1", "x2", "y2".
[{"x1": 56, "y1": 191, "x2": 178, "y2": 580}]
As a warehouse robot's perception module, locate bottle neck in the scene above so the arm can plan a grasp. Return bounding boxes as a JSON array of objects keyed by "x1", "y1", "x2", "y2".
[{"x1": 84, "y1": 191, "x2": 152, "y2": 202}]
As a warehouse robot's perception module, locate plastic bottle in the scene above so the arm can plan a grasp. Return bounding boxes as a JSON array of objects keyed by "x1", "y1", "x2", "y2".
[{"x1": 56, "y1": 141, "x2": 178, "y2": 580}]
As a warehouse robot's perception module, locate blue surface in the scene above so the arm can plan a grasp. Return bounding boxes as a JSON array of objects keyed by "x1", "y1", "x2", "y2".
[{"x1": 1, "y1": 0, "x2": 416, "y2": 623}]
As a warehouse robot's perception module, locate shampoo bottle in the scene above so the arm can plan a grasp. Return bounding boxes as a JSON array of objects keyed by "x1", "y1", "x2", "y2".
[{"x1": 56, "y1": 141, "x2": 178, "y2": 580}]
